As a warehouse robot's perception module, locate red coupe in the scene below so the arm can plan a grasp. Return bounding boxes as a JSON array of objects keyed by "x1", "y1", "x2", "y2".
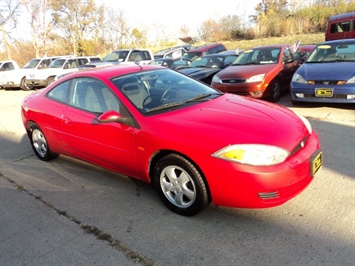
[{"x1": 21, "y1": 65, "x2": 322, "y2": 216}]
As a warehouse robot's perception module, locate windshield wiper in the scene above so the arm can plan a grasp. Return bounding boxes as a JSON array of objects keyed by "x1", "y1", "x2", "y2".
[
  {"x1": 185, "y1": 93, "x2": 212, "y2": 102},
  {"x1": 144, "y1": 102, "x2": 184, "y2": 113}
]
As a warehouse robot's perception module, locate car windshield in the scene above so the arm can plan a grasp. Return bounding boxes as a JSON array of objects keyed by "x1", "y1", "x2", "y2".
[
  {"x1": 22, "y1": 59, "x2": 40, "y2": 69},
  {"x1": 49, "y1": 59, "x2": 66, "y2": 68},
  {"x1": 148, "y1": 60, "x2": 170, "y2": 67},
  {"x1": 231, "y1": 48, "x2": 280, "y2": 65},
  {"x1": 306, "y1": 43, "x2": 355, "y2": 63},
  {"x1": 183, "y1": 52, "x2": 202, "y2": 61},
  {"x1": 103, "y1": 51, "x2": 129, "y2": 62},
  {"x1": 111, "y1": 68, "x2": 223, "y2": 114}
]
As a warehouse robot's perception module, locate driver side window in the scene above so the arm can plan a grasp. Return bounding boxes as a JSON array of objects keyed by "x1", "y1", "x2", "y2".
[{"x1": 70, "y1": 78, "x2": 121, "y2": 113}]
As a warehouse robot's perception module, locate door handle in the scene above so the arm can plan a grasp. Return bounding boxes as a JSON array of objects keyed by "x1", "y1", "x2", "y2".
[{"x1": 62, "y1": 116, "x2": 72, "y2": 125}]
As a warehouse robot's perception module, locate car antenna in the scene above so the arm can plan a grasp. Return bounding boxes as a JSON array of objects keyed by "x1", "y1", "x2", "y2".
[{"x1": 134, "y1": 61, "x2": 143, "y2": 70}]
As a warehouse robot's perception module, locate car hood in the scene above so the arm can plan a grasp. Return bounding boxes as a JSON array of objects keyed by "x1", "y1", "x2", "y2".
[
  {"x1": 179, "y1": 67, "x2": 219, "y2": 77},
  {"x1": 150, "y1": 94, "x2": 308, "y2": 152},
  {"x1": 298, "y1": 62, "x2": 355, "y2": 80},
  {"x1": 217, "y1": 64, "x2": 278, "y2": 78}
]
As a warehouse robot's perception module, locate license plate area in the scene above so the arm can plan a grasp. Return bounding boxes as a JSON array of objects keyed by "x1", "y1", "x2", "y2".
[
  {"x1": 315, "y1": 88, "x2": 333, "y2": 97},
  {"x1": 311, "y1": 150, "x2": 323, "y2": 176}
]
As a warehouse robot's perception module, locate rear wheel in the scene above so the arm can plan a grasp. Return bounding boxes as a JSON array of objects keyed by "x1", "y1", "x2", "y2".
[
  {"x1": 267, "y1": 79, "x2": 281, "y2": 102},
  {"x1": 153, "y1": 154, "x2": 210, "y2": 216},
  {"x1": 29, "y1": 124, "x2": 59, "y2": 161}
]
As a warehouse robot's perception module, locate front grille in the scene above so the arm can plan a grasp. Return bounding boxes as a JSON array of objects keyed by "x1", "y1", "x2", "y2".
[
  {"x1": 303, "y1": 93, "x2": 347, "y2": 99},
  {"x1": 221, "y1": 78, "x2": 246, "y2": 84},
  {"x1": 258, "y1": 191, "x2": 279, "y2": 199},
  {"x1": 311, "y1": 80, "x2": 342, "y2": 85}
]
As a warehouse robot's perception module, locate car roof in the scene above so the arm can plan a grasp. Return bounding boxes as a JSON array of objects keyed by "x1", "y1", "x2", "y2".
[
  {"x1": 321, "y1": 38, "x2": 355, "y2": 45},
  {"x1": 200, "y1": 54, "x2": 235, "y2": 58},
  {"x1": 61, "y1": 64, "x2": 162, "y2": 80},
  {"x1": 187, "y1": 43, "x2": 225, "y2": 52},
  {"x1": 154, "y1": 47, "x2": 186, "y2": 56},
  {"x1": 250, "y1": 44, "x2": 289, "y2": 49},
  {"x1": 328, "y1": 12, "x2": 355, "y2": 22}
]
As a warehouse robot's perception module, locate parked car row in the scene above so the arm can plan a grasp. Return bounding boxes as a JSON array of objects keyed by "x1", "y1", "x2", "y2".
[
  {"x1": 179, "y1": 40, "x2": 354, "y2": 105},
  {"x1": 3, "y1": 38, "x2": 354, "y2": 105},
  {"x1": 0, "y1": 55, "x2": 101, "y2": 91}
]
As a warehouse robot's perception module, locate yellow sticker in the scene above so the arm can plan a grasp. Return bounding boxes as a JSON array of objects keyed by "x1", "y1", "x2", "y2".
[{"x1": 317, "y1": 45, "x2": 331, "y2": 49}]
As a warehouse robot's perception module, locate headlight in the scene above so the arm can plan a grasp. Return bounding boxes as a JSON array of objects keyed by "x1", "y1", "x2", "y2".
[
  {"x1": 212, "y1": 144, "x2": 290, "y2": 166},
  {"x1": 292, "y1": 73, "x2": 307, "y2": 84},
  {"x1": 346, "y1": 76, "x2": 355, "y2": 84},
  {"x1": 296, "y1": 113, "x2": 312, "y2": 134},
  {"x1": 212, "y1": 75, "x2": 221, "y2": 83},
  {"x1": 246, "y1": 74, "x2": 265, "y2": 83}
]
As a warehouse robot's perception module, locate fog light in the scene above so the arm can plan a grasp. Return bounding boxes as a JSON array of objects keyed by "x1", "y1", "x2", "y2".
[
  {"x1": 295, "y1": 93, "x2": 304, "y2": 98},
  {"x1": 251, "y1": 91, "x2": 263, "y2": 95},
  {"x1": 346, "y1": 94, "x2": 355, "y2": 99}
]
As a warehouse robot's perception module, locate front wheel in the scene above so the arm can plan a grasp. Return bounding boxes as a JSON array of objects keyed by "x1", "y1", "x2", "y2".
[
  {"x1": 267, "y1": 79, "x2": 281, "y2": 102},
  {"x1": 46, "y1": 77, "x2": 55, "y2": 87},
  {"x1": 30, "y1": 124, "x2": 59, "y2": 161},
  {"x1": 21, "y1": 78, "x2": 31, "y2": 91},
  {"x1": 153, "y1": 154, "x2": 210, "y2": 216}
]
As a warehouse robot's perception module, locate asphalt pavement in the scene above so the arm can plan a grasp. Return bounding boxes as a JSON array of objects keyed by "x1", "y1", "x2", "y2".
[{"x1": 1, "y1": 89, "x2": 354, "y2": 266}]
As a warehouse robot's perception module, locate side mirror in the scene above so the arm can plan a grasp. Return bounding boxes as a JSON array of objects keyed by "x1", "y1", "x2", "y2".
[{"x1": 98, "y1": 110, "x2": 124, "y2": 123}]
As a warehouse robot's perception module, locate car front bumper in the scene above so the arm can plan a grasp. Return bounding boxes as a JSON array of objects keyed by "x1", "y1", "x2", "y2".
[
  {"x1": 291, "y1": 82, "x2": 355, "y2": 103},
  {"x1": 211, "y1": 81, "x2": 267, "y2": 98},
  {"x1": 25, "y1": 79, "x2": 46, "y2": 88},
  {"x1": 203, "y1": 130, "x2": 322, "y2": 208}
]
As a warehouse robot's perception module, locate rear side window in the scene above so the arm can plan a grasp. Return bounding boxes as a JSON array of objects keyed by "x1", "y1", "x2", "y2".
[
  {"x1": 330, "y1": 21, "x2": 353, "y2": 33},
  {"x1": 326, "y1": 13, "x2": 355, "y2": 41},
  {"x1": 47, "y1": 80, "x2": 70, "y2": 103}
]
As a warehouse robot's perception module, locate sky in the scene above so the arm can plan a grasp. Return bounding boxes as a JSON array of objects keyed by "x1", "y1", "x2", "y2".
[
  {"x1": 11, "y1": 0, "x2": 261, "y2": 42},
  {"x1": 96, "y1": 0, "x2": 261, "y2": 39}
]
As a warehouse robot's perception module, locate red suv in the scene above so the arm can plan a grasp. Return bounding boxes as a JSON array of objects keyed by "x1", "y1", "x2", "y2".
[{"x1": 183, "y1": 43, "x2": 227, "y2": 61}]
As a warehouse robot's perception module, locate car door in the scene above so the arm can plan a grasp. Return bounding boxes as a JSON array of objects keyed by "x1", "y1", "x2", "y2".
[
  {"x1": 61, "y1": 77, "x2": 139, "y2": 177},
  {"x1": 281, "y1": 47, "x2": 298, "y2": 85}
]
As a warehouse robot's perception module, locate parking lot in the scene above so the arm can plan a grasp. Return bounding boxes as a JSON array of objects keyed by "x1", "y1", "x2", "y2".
[{"x1": 1, "y1": 89, "x2": 354, "y2": 266}]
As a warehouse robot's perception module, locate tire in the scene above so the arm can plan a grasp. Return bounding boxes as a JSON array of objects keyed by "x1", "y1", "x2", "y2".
[
  {"x1": 29, "y1": 124, "x2": 59, "y2": 161},
  {"x1": 21, "y1": 77, "x2": 31, "y2": 91},
  {"x1": 153, "y1": 154, "x2": 210, "y2": 216},
  {"x1": 267, "y1": 79, "x2": 281, "y2": 102},
  {"x1": 46, "y1": 76, "x2": 55, "y2": 87}
]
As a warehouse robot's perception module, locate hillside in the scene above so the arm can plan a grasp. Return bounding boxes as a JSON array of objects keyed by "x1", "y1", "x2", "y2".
[{"x1": 215, "y1": 33, "x2": 325, "y2": 51}]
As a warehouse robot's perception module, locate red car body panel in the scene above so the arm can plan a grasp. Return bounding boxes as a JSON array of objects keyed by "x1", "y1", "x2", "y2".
[{"x1": 21, "y1": 65, "x2": 321, "y2": 209}]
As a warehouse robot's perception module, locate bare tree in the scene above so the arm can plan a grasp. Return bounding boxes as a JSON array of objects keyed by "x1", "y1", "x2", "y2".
[
  {"x1": 103, "y1": 8, "x2": 131, "y2": 50},
  {"x1": 23, "y1": 0, "x2": 52, "y2": 57},
  {"x1": 0, "y1": 0, "x2": 22, "y2": 59},
  {"x1": 48, "y1": 0, "x2": 104, "y2": 55}
]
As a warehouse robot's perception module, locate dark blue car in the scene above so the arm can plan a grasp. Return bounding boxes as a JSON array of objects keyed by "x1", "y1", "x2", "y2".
[{"x1": 291, "y1": 39, "x2": 355, "y2": 104}]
